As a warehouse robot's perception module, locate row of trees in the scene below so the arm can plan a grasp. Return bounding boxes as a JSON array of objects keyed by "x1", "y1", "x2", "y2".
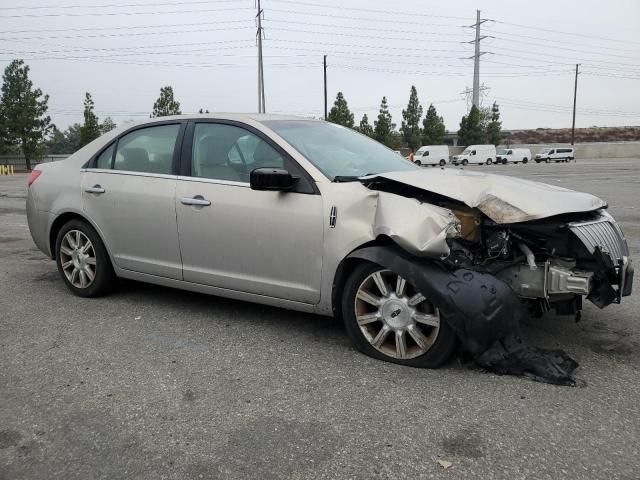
[
  {"x1": 327, "y1": 86, "x2": 503, "y2": 149},
  {"x1": 0, "y1": 59, "x2": 184, "y2": 168}
]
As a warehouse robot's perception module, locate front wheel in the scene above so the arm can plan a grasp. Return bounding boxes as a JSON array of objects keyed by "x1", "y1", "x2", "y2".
[
  {"x1": 55, "y1": 219, "x2": 116, "y2": 297},
  {"x1": 461, "y1": 159, "x2": 468, "y2": 166},
  {"x1": 546, "y1": 157, "x2": 550, "y2": 163},
  {"x1": 342, "y1": 263, "x2": 457, "y2": 368},
  {"x1": 415, "y1": 160, "x2": 421, "y2": 166}
]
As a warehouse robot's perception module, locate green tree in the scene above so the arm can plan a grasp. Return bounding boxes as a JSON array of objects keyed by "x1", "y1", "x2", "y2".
[
  {"x1": 486, "y1": 101, "x2": 502, "y2": 146},
  {"x1": 100, "y1": 116, "x2": 116, "y2": 135},
  {"x1": 356, "y1": 113, "x2": 374, "y2": 137},
  {"x1": 457, "y1": 105, "x2": 485, "y2": 146},
  {"x1": 151, "y1": 86, "x2": 181, "y2": 117},
  {"x1": 373, "y1": 96, "x2": 396, "y2": 148},
  {"x1": 400, "y1": 85, "x2": 423, "y2": 149},
  {"x1": 80, "y1": 92, "x2": 101, "y2": 147},
  {"x1": 0, "y1": 59, "x2": 52, "y2": 170},
  {"x1": 422, "y1": 104, "x2": 446, "y2": 145},
  {"x1": 46, "y1": 123, "x2": 82, "y2": 154},
  {"x1": 327, "y1": 92, "x2": 354, "y2": 128}
]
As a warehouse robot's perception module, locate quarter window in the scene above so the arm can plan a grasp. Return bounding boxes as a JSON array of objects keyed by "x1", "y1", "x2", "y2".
[
  {"x1": 95, "y1": 143, "x2": 115, "y2": 169},
  {"x1": 191, "y1": 123, "x2": 284, "y2": 182},
  {"x1": 112, "y1": 124, "x2": 180, "y2": 174}
]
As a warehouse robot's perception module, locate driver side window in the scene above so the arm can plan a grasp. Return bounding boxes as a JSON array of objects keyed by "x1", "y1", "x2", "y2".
[{"x1": 191, "y1": 123, "x2": 284, "y2": 182}]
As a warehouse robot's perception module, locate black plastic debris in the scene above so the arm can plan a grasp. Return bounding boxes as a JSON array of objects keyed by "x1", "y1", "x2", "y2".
[{"x1": 348, "y1": 246, "x2": 579, "y2": 386}]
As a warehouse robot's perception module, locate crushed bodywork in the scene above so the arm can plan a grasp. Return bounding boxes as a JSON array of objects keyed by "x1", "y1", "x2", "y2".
[
  {"x1": 337, "y1": 169, "x2": 633, "y2": 383},
  {"x1": 368, "y1": 168, "x2": 607, "y2": 224}
]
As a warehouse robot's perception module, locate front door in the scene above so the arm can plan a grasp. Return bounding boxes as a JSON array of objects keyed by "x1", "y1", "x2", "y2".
[
  {"x1": 175, "y1": 121, "x2": 324, "y2": 303},
  {"x1": 82, "y1": 123, "x2": 184, "y2": 279}
]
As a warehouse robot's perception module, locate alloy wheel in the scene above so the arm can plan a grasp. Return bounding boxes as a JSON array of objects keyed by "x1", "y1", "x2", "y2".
[
  {"x1": 354, "y1": 270, "x2": 440, "y2": 360},
  {"x1": 59, "y1": 230, "x2": 97, "y2": 289}
]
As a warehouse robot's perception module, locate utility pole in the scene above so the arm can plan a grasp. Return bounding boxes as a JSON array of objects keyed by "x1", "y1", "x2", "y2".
[
  {"x1": 256, "y1": 0, "x2": 266, "y2": 113},
  {"x1": 571, "y1": 63, "x2": 580, "y2": 146},
  {"x1": 323, "y1": 55, "x2": 328, "y2": 120},
  {"x1": 467, "y1": 10, "x2": 489, "y2": 108}
]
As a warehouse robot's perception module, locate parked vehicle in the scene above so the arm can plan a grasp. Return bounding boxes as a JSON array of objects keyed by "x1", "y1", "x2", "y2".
[
  {"x1": 451, "y1": 145, "x2": 497, "y2": 165},
  {"x1": 496, "y1": 148, "x2": 532, "y2": 164},
  {"x1": 535, "y1": 147, "x2": 575, "y2": 163},
  {"x1": 414, "y1": 145, "x2": 450, "y2": 167},
  {"x1": 26, "y1": 115, "x2": 632, "y2": 370}
]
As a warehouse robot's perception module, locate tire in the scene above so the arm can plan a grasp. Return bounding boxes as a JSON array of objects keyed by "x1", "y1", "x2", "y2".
[
  {"x1": 439, "y1": 159, "x2": 446, "y2": 167},
  {"x1": 486, "y1": 158, "x2": 492, "y2": 165},
  {"x1": 546, "y1": 157, "x2": 550, "y2": 163},
  {"x1": 522, "y1": 158, "x2": 528, "y2": 164},
  {"x1": 461, "y1": 159, "x2": 468, "y2": 166},
  {"x1": 535, "y1": 159, "x2": 540, "y2": 163},
  {"x1": 341, "y1": 263, "x2": 457, "y2": 368},
  {"x1": 415, "y1": 160, "x2": 421, "y2": 166},
  {"x1": 55, "y1": 219, "x2": 116, "y2": 297},
  {"x1": 503, "y1": 159, "x2": 508, "y2": 165},
  {"x1": 565, "y1": 157, "x2": 570, "y2": 162}
]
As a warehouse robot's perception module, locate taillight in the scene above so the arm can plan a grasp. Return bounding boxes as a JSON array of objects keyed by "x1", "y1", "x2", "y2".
[{"x1": 27, "y1": 169, "x2": 41, "y2": 187}]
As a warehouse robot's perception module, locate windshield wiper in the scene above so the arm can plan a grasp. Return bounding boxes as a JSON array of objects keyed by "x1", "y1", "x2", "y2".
[{"x1": 333, "y1": 173, "x2": 377, "y2": 183}]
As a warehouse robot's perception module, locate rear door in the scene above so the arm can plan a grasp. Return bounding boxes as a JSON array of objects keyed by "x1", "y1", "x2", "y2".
[
  {"x1": 174, "y1": 121, "x2": 324, "y2": 303},
  {"x1": 82, "y1": 122, "x2": 185, "y2": 279}
]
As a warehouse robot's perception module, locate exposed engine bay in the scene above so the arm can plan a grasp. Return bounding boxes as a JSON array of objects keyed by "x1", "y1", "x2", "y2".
[{"x1": 363, "y1": 175, "x2": 634, "y2": 319}]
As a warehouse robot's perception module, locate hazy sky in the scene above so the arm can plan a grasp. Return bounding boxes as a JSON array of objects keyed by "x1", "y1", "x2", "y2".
[{"x1": 1, "y1": 0, "x2": 639, "y2": 132}]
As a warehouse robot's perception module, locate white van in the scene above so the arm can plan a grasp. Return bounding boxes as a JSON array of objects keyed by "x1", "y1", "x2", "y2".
[
  {"x1": 451, "y1": 145, "x2": 497, "y2": 166},
  {"x1": 414, "y1": 145, "x2": 450, "y2": 166},
  {"x1": 496, "y1": 148, "x2": 532, "y2": 164},
  {"x1": 535, "y1": 147, "x2": 575, "y2": 163}
]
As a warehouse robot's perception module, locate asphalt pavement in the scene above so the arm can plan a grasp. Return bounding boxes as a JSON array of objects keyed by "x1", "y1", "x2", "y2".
[{"x1": 1, "y1": 158, "x2": 639, "y2": 479}]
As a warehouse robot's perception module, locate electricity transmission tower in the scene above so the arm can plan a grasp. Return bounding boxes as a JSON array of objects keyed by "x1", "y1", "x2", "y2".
[
  {"x1": 256, "y1": 0, "x2": 266, "y2": 113},
  {"x1": 465, "y1": 10, "x2": 490, "y2": 108}
]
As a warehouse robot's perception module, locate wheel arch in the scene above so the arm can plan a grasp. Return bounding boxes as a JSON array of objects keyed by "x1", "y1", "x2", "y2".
[
  {"x1": 49, "y1": 210, "x2": 111, "y2": 261},
  {"x1": 331, "y1": 236, "x2": 396, "y2": 318}
]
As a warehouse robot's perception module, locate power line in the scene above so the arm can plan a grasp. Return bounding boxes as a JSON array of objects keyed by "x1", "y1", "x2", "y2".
[
  {"x1": 1, "y1": 19, "x2": 251, "y2": 35},
  {"x1": 493, "y1": 20, "x2": 640, "y2": 47},
  {"x1": 0, "y1": 0, "x2": 242, "y2": 10},
  {"x1": 269, "y1": 0, "x2": 470, "y2": 20},
  {"x1": 0, "y1": 6, "x2": 252, "y2": 18}
]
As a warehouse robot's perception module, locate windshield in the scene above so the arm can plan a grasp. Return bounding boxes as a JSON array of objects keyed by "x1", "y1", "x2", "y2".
[
  {"x1": 263, "y1": 120, "x2": 418, "y2": 180},
  {"x1": 497, "y1": 149, "x2": 507, "y2": 155},
  {"x1": 461, "y1": 148, "x2": 472, "y2": 155},
  {"x1": 538, "y1": 148, "x2": 551, "y2": 154}
]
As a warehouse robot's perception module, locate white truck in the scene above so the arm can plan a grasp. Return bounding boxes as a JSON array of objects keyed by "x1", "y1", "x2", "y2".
[
  {"x1": 414, "y1": 145, "x2": 450, "y2": 166},
  {"x1": 451, "y1": 145, "x2": 497, "y2": 166},
  {"x1": 496, "y1": 148, "x2": 532, "y2": 164}
]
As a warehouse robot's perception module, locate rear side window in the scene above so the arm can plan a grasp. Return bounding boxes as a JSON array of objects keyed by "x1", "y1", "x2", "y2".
[
  {"x1": 95, "y1": 144, "x2": 115, "y2": 169},
  {"x1": 112, "y1": 124, "x2": 180, "y2": 174}
]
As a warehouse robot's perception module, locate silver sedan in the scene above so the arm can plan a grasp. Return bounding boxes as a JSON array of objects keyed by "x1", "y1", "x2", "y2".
[{"x1": 27, "y1": 114, "x2": 633, "y2": 370}]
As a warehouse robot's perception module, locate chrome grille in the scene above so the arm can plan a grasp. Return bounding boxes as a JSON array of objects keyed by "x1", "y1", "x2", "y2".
[{"x1": 570, "y1": 219, "x2": 629, "y2": 261}]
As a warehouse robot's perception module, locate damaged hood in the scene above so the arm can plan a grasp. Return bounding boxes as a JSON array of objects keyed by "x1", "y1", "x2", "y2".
[{"x1": 371, "y1": 169, "x2": 607, "y2": 224}]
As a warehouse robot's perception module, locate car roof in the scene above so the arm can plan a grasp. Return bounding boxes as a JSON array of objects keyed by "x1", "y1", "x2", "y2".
[{"x1": 128, "y1": 113, "x2": 321, "y2": 126}]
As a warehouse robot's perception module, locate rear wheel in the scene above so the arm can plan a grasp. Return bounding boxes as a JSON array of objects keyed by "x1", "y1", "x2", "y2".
[
  {"x1": 486, "y1": 158, "x2": 492, "y2": 165},
  {"x1": 522, "y1": 158, "x2": 528, "y2": 164},
  {"x1": 439, "y1": 159, "x2": 446, "y2": 167},
  {"x1": 565, "y1": 157, "x2": 571, "y2": 162},
  {"x1": 55, "y1": 219, "x2": 116, "y2": 297},
  {"x1": 342, "y1": 263, "x2": 457, "y2": 368}
]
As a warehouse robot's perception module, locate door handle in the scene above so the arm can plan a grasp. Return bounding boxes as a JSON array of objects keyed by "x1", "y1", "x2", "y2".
[
  {"x1": 85, "y1": 185, "x2": 105, "y2": 194},
  {"x1": 181, "y1": 195, "x2": 211, "y2": 207}
]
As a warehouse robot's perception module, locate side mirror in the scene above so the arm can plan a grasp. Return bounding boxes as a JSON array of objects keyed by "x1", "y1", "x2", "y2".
[{"x1": 250, "y1": 167, "x2": 297, "y2": 191}]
